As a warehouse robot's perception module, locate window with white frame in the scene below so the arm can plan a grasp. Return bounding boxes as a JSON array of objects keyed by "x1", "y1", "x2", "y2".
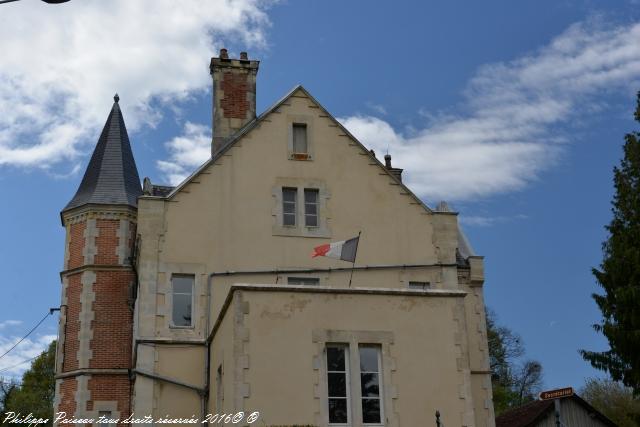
[
  {"x1": 282, "y1": 187, "x2": 297, "y2": 226},
  {"x1": 304, "y1": 189, "x2": 319, "y2": 227},
  {"x1": 359, "y1": 346, "x2": 382, "y2": 424},
  {"x1": 273, "y1": 180, "x2": 330, "y2": 238},
  {"x1": 292, "y1": 123, "x2": 308, "y2": 155},
  {"x1": 326, "y1": 344, "x2": 384, "y2": 425},
  {"x1": 171, "y1": 274, "x2": 193, "y2": 327},
  {"x1": 327, "y1": 345, "x2": 350, "y2": 424}
]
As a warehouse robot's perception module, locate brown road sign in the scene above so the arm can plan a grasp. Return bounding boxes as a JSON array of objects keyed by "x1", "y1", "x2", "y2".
[{"x1": 539, "y1": 387, "x2": 574, "y2": 400}]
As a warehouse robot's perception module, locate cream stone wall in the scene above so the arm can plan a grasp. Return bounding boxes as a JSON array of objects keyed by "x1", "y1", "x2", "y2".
[{"x1": 133, "y1": 87, "x2": 494, "y2": 426}]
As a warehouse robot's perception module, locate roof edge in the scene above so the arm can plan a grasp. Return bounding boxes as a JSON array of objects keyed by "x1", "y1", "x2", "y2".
[{"x1": 164, "y1": 85, "x2": 433, "y2": 214}]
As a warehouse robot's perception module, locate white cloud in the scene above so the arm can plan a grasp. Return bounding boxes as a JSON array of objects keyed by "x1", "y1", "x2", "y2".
[
  {"x1": 340, "y1": 21, "x2": 640, "y2": 202},
  {"x1": 459, "y1": 214, "x2": 530, "y2": 227},
  {"x1": 0, "y1": 334, "x2": 56, "y2": 378},
  {"x1": 0, "y1": 0, "x2": 272, "y2": 169},
  {"x1": 158, "y1": 122, "x2": 212, "y2": 185},
  {"x1": 0, "y1": 320, "x2": 22, "y2": 330}
]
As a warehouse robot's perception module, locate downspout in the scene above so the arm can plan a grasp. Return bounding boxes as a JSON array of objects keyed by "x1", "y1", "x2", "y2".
[{"x1": 203, "y1": 273, "x2": 214, "y2": 425}]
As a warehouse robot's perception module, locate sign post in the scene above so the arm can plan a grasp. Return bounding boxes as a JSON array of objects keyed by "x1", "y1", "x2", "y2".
[{"x1": 539, "y1": 387, "x2": 573, "y2": 427}]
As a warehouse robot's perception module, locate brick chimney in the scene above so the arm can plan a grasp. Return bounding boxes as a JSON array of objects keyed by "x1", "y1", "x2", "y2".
[{"x1": 210, "y1": 48, "x2": 260, "y2": 154}]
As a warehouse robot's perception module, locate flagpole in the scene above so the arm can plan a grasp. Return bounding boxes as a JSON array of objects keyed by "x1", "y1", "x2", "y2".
[{"x1": 348, "y1": 231, "x2": 361, "y2": 288}]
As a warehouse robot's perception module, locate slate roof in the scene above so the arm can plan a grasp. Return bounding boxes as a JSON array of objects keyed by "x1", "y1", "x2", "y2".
[{"x1": 63, "y1": 95, "x2": 142, "y2": 212}]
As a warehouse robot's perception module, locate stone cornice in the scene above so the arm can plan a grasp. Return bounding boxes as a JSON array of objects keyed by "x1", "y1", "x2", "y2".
[
  {"x1": 55, "y1": 368, "x2": 130, "y2": 379},
  {"x1": 61, "y1": 204, "x2": 137, "y2": 226},
  {"x1": 60, "y1": 264, "x2": 134, "y2": 280}
]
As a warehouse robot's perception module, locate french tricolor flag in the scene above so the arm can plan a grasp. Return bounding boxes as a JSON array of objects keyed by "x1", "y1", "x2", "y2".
[{"x1": 312, "y1": 236, "x2": 360, "y2": 263}]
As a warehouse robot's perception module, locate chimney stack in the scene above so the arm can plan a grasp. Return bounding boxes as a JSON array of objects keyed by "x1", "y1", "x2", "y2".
[
  {"x1": 384, "y1": 154, "x2": 403, "y2": 182},
  {"x1": 210, "y1": 48, "x2": 260, "y2": 154}
]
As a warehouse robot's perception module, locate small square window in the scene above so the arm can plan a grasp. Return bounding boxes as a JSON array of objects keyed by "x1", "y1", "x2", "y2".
[
  {"x1": 408, "y1": 281, "x2": 430, "y2": 290},
  {"x1": 304, "y1": 189, "x2": 319, "y2": 227},
  {"x1": 288, "y1": 277, "x2": 320, "y2": 286},
  {"x1": 98, "y1": 411, "x2": 116, "y2": 427},
  {"x1": 292, "y1": 123, "x2": 308, "y2": 154},
  {"x1": 282, "y1": 187, "x2": 297, "y2": 226}
]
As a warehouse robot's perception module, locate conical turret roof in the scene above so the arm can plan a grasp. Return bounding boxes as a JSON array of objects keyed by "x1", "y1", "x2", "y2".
[{"x1": 63, "y1": 95, "x2": 142, "y2": 212}]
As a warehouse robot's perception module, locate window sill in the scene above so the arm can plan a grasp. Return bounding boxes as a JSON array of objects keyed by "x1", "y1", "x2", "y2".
[
  {"x1": 288, "y1": 153, "x2": 313, "y2": 161},
  {"x1": 169, "y1": 325, "x2": 195, "y2": 330}
]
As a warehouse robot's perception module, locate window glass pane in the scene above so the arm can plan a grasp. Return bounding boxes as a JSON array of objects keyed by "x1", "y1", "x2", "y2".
[
  {"x1": 304, "y1": 189, "x2": 318, "y2": 203},
  {"x1": 360, "y1": 373, "x2": 379, "y2": 397},
  {"x1": 283, "y1": 203, "x2": 296, "y2": 214},
  {"x1": 172, "y1": 293, "x2": 192, "y2": 326},
  {"x1": 362, "y1": 399, "x2": 381, "y2": 424},
  {"x1": 288, "y1": 277, "x2": 319, "y2": 286},
  {"x1": 173, "y1": 275, "x2": 193, "y2": 294},
  {"x1": 328, "y1": 373, "x2": 347, "y2": 397},
  {"x1": 409, "y1": 281, "x2": 430, "y2": 290},
  {"x1": 328, "y1": 399, "x2": 348, "y2": 424},
  {"x1": 327, "y1": 347, "x2": 345, "y2": 371},
  {"x1": 293, "y1": 123, "x2": 307, "y2": 154},
  {"x1": 359, "y1": 347, "x2": 379, "y2": 372},
  {"x1": 305, "y1": 215, "x2": 318, "y2": 227},
  {"x1": 283, "y1": 188, "x2": 297, "y2": 202},
  {"x1": 304, "y1": 189, "x2": 318, "y2": 227},
  {"x1": 283, "y1": 213, "x2": 295, "y2": 226},
  {"x1": 305, "y1": 203, "x2": 317, "y2": 215},
  {"x1": 282, "y1": 188, "x2": 297, "y2": 226}
]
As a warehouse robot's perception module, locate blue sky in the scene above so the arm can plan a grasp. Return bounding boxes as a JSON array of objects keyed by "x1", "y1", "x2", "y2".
[{"x1": 1, "y1": 0, "x2": 639, "y2": 393}]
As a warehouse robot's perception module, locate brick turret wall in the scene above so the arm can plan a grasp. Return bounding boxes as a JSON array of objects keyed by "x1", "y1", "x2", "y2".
[{"x1": 54, "y1": 208, "x2": 136, "y2": 425}]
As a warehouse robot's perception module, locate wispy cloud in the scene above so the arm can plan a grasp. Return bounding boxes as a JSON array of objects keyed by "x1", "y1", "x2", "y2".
[
  {"x1": 0, "y1": 0, "x2": 272, "y2": 171},
  {"x1": 340, "y1": 21, "x2": 640, "y2": 202},
  {"x1": 0, "y1": 333, "x2": 56, "y2": 378},
  {"x1": 0, "y1": 320, "x2": 22, "y2": 330},
  {"x1": 157, "y1": 122, "x2": 212, "y2": 185},
  {"x1": 460, "y1": 214, "x2": 529, "y2": 227}
]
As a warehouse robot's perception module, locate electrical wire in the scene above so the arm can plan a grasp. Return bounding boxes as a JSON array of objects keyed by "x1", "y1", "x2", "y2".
[
  {"x1": 0, "y1": 312, "x2": 51, "y2": 362},
  {"x1": 0, "y1": 354, "x2": 39, "y2": 374},
  {"x1": 0, "y1": 354, "x2": 38, "y2": 373}
]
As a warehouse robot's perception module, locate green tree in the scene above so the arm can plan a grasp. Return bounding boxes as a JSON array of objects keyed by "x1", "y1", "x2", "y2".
[
  {"x1": 581, "y1": 377, "x2": 640, "y2": 427},
  {"x1": 581, "y1": 92, "x2": 640, "y2": 393},
  {"x1": 0, "y1": 377, "x2": 18, "y2": 413},
  {"x1": 3, "y1": 341, "x2": 56, "y2": 425},
  {"x1": 486, "y1": 310, "x2": 544, "y2": 415}
]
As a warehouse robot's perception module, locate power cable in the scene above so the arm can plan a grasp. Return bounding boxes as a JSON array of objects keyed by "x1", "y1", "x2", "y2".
[
  {"x1": 0, "y1": 354, "x2": 39, "y2": 374},
  {"x1": 0, "y1": 312, "x2": 52, "y2": 362}
]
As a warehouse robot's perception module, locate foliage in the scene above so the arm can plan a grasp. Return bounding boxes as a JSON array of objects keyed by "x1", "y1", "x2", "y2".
[
  {"x1": 0, "y1": 378, "x2": 19, "y2": 413},
  {"x1": 581, "y1": 92, "x2": 640, "y2": 393},
  {"x1": 580, "y1": 377, "x2": 640, "y2": 427},
  {"x1": 486, "y1": 310, "x2": 543, "y2": 415},
  {"x1": 3, "y1": 341, "x2": 56, "y2": 425}
]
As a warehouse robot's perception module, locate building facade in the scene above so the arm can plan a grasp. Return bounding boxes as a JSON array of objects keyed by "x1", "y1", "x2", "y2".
[{"x1": 54, "y1": 49, "x2": 495, "y2": 427}]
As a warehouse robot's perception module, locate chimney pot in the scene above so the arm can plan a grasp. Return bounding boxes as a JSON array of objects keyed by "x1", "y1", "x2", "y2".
[
  {"x1": 219, "y1": 48, "x2": 229, "y2": 59},
  {"x1": 384, "y1": 154, "x2": 392, "y2": 169},
  {"x1": 240, "y1": 51, "x2": 248, "y2": 60}
]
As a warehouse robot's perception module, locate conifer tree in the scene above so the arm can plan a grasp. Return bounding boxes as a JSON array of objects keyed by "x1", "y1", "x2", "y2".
[{"x1": 581, "y1": 92, "x2": 640, "y2": 393}]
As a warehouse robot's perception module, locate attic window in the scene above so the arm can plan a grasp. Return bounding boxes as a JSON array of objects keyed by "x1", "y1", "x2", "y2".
[
  {"x1": 408, "y1": 281, "x2": 430, "y2": 290},
  {"x1": 288, "y1": 277, "x2": 320, "y2": 286},
  {"x1": 292, "y1": 123, "x2": 308, "y2": 158}
]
